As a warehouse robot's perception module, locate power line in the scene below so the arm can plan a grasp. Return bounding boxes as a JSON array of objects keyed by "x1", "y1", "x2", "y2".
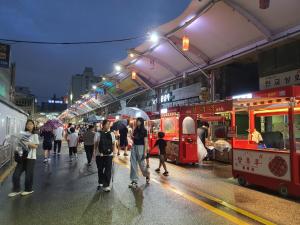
[{"x1": 0, "y1": 35, "x2": 145, "y2": 45}]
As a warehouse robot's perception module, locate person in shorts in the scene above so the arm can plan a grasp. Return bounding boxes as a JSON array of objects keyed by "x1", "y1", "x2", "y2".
[
  {"x1": 154, "y1": 132, "x2": 169, "y2": 176},
  {"x1": 67, "y1": 127, "x2": 78, "y2": 161}
]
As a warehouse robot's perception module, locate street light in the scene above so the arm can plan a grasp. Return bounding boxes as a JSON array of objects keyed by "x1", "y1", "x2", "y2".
[
  {"x1": 149, "y1": 32, "x2": 159, "y2": 43},
  {"x1": 92, "y1": 85, "x2": 97, "y2": 90},
  {"x1": 114, "y1": 64, "x2": 122, "y2": 72}
]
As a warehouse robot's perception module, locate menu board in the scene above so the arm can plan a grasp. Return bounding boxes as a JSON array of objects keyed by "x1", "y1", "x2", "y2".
[{"x1": 233, "y1": 149, "x2": 291, "y2": 181}]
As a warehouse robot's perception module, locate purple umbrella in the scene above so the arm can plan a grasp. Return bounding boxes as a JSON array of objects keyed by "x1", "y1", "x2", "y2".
[{"x1": 41, "y1": 119, "x2": 63, "y2": 132}]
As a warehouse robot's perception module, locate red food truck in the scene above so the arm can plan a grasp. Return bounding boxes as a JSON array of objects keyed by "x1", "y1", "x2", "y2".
[
  {"x1": 230, "y1": 86, "x2": 300, "y2": 197},
  {"x1": 147, "y1": 112, "x2": 161, "y2": 155},
  {"x1": 160, "y1": 106, "x2": 198, "y2": 164}
]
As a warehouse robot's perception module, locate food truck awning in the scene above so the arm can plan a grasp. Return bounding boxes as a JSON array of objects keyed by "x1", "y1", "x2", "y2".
[{"x1": 61, "y1": 0, "x2": 300, "y2": 119}]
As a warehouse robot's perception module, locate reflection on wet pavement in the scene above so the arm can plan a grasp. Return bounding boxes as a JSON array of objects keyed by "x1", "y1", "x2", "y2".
[{"x1": 0, "y1": 144, "x2": 299, "y2": 225}]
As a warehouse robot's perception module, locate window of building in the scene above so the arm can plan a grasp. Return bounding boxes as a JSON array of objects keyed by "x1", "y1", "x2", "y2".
[
  {"x1": 173, "y1": 84, "x2": 177, "y2": 90},
  {"x1": 179, "y1": 82, "x2": 183, "y2": 88}
]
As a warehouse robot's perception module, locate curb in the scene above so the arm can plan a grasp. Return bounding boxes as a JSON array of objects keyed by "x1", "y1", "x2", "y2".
[{"x1": 0, "y1": 163, "x2": 16, "y2": 184}]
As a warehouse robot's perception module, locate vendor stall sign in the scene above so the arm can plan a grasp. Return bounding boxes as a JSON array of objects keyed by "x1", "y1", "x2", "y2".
[
  {"x1": 195, "y1": 101, "x2": 233, "y2": 114},
  {"x1": 0, "y1": 43, "x2": 10, "y2": 68},
  {"x1": 259, "y1": 69, "x2": 300, "y2": 90},
  {"x1": 233, "y1": 150, "x2": 291, "y2": 181}
]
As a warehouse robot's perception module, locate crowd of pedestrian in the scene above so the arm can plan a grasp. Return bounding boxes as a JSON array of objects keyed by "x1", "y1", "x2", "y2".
[{"x1": 8, "y1": 116, "x2": 171, "y2": 196}]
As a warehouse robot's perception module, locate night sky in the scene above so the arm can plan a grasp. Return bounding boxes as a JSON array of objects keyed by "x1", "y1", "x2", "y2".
[{"x1": 0, "y1": 0, "x2": 190, "y2": 102}]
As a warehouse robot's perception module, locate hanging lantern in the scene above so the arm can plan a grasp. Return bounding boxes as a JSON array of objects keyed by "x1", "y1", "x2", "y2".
[
  {"x1": 259, "y1": 0, "x2": 270, "y2": 9},
  {"x1": 131, "y1": 71, "x2": 137, "y2": 80},
  {"x1": 182, "y1": 35, "x2": 190, "y2": 51}
]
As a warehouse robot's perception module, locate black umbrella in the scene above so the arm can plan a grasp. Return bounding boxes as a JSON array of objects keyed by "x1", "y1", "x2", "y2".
[{"x1": 111, "y1": 120, "x2": 127, "y2": 131}]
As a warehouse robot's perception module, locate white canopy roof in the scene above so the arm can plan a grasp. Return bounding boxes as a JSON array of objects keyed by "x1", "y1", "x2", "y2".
[{"x1": 61, "y1": 0, "x2": 300, "y2": 119}]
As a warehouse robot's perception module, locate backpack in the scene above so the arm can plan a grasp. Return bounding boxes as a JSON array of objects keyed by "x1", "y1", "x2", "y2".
[{"x1": 98, "y1": 131, "x2": 113, "y2": 155}]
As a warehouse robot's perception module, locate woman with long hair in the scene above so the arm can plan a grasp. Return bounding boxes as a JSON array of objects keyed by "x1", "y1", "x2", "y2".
[
  {"x1": 129, "y1": 117, "x2": 150, "y2": 188},
  {"x1": 9, "y1": 119, "x2": 39, "y2": 197}
]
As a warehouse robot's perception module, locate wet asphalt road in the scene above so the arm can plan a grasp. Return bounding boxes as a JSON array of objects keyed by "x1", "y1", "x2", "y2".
[{"x1": 0, "y1": 143, "x2": 299, "y2": 225}]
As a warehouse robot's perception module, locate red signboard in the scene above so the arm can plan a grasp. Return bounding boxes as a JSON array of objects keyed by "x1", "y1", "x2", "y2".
[
  {"x1": 253, "y1": 86, "x2": 300, "y2": 98},
  {"x1": 195, "y1": 101, "x2": 233, "y2": 114}
]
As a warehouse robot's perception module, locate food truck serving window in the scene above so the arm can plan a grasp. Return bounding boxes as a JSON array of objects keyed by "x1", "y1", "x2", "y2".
[
  {"x1": 182, "y1": 117, "x2": 196, "y2": 134},
  {"x1": 162, "y1": 117, "x2": 177, "y2": 134},
  {"x1": 236, "y1": 111, "x2": 249, "y2": 140},
  {"x1": 254, "y1": 114, "x2": 290, "y2": 150}
]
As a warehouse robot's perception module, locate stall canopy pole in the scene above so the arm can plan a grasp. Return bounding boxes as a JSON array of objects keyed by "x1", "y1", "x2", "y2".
[{"x1": 288, "y1": 98, "x2": 299, "y2": 184}]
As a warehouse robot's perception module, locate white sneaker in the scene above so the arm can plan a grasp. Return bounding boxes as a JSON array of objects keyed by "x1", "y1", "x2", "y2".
[
  {"x1": 48, "y1": 158, "x2": 51, "y2": 161},
  {"x1": 8, "y1": 192, "x2": 21, "y2": 197},
  {"x1": 21, "y1": 191, "x2": 34, "y2": 196},
  {"x1": 43, "y1": 158, "x2": 48, "y2": 163},
  {"x1": 103, "y1": 186, "x2": 111, "y2": 192}
]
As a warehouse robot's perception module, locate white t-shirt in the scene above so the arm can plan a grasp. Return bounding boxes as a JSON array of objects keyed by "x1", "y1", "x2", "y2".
[
  {"x1": 68, "y1": 133, "x2": 78, "y2": 147},
  {"x1": 53, "y1": 127, "x2": 64, "y2": 140},
  {"x1": 25, "y1": 133, "x2": 40, "y2": 160},
  {"x1": 94, "y1": 131, "x2": 115, "y2": 156}
]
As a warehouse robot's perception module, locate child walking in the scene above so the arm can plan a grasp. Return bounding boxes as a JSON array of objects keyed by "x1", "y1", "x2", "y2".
[{"x1": 154, "y1": 132, "x2": 169, "y2": 176}]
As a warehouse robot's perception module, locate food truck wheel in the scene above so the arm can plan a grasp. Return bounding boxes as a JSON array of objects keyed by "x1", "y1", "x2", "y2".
[
  {"x1": 237, "y1": 176, "x2": 247, "y2": 187},
  {"x1": 278, "y1": 185, "x2": 289, "y2": 197}
]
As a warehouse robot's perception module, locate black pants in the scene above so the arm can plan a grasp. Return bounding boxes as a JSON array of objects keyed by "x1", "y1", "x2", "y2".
[
  {"x1": 69, "y1": 147, "x2": 77, "y2": 156},
  {"x1": 12, "y1": 159, "x2": 35, "y2": 192},
  {"x1": 54, "y1": 140, "x2": 62, "y2": 153},
  {"x1": 85, "y1": 145, "x2": 94, "y2": 163},
  {"x1": 96, "y1": 156, "x2": 113, "y2": 188}
]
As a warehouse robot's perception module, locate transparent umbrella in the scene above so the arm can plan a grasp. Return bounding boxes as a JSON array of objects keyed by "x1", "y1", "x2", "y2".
[{"x1": 116, "y1": 107, "x2": 150, "y2": 120}]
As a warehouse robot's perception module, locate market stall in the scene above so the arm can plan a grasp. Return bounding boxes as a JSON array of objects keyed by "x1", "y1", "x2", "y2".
[
  {"x1": 231, "y1": 86, "x2": 300, "y2": 197},
  {"x1": 195, "y1": 100, "x2": 234, "y2": 163},
  {"x1": 161, "y1": 106, "x2": 198, "y2": 164},
  {"x1": 146, "y1": 112, "x2": 161, "y2": 155}
]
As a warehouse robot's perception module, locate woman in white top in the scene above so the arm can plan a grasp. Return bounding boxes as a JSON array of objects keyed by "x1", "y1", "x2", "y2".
[{"x1": 9, "y1": 119, "x2": 40, "y2": 197}]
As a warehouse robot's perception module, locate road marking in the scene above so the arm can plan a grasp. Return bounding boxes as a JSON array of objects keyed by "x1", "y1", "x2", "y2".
[
  {"x1": 183, "y1": 185, "x2": 276, "y2": 225},
  {"x1": 114, "y1": 159, "x2": 252, "y2": 225}
]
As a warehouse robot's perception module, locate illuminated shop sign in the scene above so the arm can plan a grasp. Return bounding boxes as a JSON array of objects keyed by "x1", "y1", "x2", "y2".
[
  {"x1": 259, "y1": 68, "x2": 300, "y2": 90},
  {"x1": 232, "y1": 93, "x2": 253, "y2": 99},
  {"x1": 48, "y1": 100, "x2": 64, "y2": 104},
  {"x1": 161, "y1": 93, "x2": 171, "y2": 103}
]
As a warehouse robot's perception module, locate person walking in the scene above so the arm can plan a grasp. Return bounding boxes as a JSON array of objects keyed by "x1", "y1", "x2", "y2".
[
  {"x1": 119, "y1": 125, "x2": 129, "y2": 156},
  {"x1": 40, "y1": 129, "x2": 54, "y2": 163},
  {"x1": 154, "y1": 132, "x2": 169, "y2": 176},
  {"x1": 83, "y1": 125, "x2": 95, "y2": 166},
  {"x1": 67, "y1": 127, "x2": 79, "y2": 162},
  {"x1": 9, "y1": 120, "x2": 39, "y2": 197},
  {"x1": 94, "y1": 120, "x2": 116, "y2": 192},
  {"x1": 53, "y1": 126, "x2": 64, "y2": 155},
  {"x1": 129, "y1": 117, "x2": 150, "y2": 188}
]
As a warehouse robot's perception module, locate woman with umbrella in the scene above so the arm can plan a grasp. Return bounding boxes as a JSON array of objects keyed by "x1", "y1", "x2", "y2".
[
  {"x1": 40, "y1": 119, "x2": 62, "y2": 163},
  {"x1": 128, "y1": 117, "x2": 150, "y2": 188}
]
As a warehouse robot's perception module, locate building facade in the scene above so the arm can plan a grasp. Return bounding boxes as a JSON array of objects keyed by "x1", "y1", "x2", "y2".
[
  {"x1": 14, "y1": 86, "x2": 36, "y2": 116},
  {"x1": 40, "y1": 94, "x2": 67, "y2": 113},
  {"x1": 69, "y1": 67, "x2": 102, "y2": 104}
]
